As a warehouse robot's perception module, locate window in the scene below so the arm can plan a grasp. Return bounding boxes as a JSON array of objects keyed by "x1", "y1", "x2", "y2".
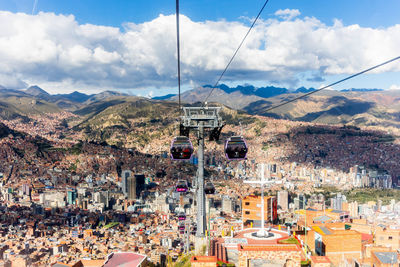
[
  {"x1": 388, "y1": 236, "x2": 393, "y2": 240},
  {"x1": 245, "y1": 202, "x2": 250, "y2": 205},
  {"x1": 245, "y1": 211, "x2": 250, "y2": 215}
]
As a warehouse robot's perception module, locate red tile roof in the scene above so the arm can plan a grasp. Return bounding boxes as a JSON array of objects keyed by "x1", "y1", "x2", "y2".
[
  {"x1": 361, "y1": 233, "x2": 373, "y2": 242},
  {"x1": 103, "y1": 252, "x2": 147, "y2": 267},
  {"x1": 238, "y1": 244, "x2": 301, "y2": 252}
]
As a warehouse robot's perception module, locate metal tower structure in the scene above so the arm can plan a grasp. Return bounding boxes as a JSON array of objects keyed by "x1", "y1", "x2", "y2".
[{"x1": 180, "y1": 106, "x2": 224, "y2": 236}]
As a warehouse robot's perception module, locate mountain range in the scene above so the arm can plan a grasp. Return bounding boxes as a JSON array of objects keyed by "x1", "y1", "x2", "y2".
[
  {"x1": 156, "y1": 84, "x2": 400, "y2": 132},
  {"x1": 1, "y1": 84, "x2": 400, "y2": 135},
  {"x1": 0, "y1": 86, "x2": 129, "y2": 119}
]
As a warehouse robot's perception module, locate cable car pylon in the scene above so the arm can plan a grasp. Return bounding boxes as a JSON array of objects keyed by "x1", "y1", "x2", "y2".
[
  {"x1": 173, "y1": 0, "x2": 224, "y2": 252},
  {"x1": 180, "y1": 107, "x2": 224, "y2": 238}
]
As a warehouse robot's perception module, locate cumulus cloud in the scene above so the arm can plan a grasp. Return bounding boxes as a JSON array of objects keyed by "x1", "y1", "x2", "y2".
[
  {"x1": 389, "y1": 84, "x2": 400, "y2": 90},
  {"x1": 0, "y1": 10, "x2": 399, "y2": 93},
  {"x1": 0, "y1": 73, "x2": 28, "y2": 89},
  {"x1": 274, "y1": 9, "x2": 300, "y2": 20}
]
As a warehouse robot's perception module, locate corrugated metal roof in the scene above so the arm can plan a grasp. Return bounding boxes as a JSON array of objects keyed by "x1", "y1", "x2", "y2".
[
  {"x1": 313, "y1": 215, "x2": 332, "y2": 223},
  {"x1": 374, "y1": 252, "x2": 398, "y2": 264},
  {"x1": 319, "y1": 226, "x2": 332, "y2": 235},
  {"x1": 313, "y1": 226, "x2": 332, "y2": 235},
  {"x1": 330, "y1": 209, "x2": 343, "y2": 213}
]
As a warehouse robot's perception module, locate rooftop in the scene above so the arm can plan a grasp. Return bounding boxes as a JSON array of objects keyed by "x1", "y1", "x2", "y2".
[
  {"x1": 313, "y1": 215, "x2": 333, "y2": 223},
  {"x1": 103, "y1": 252, "x2": 147, "y2": 267},
  {"x1": 373, "y1": 251, "x2": 398, "y2": 264}
]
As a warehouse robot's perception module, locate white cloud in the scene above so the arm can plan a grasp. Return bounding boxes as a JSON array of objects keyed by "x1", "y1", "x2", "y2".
[
  {"x1": 389, "y1": 84, "x2": 400, "y2": 90},
  {"x1": 0, "y1": 73, "x2": 28, "y2": 89},
  {"x1": 0, "y1": 10, "x2": 399, "y2": 93},
  {"x1": 274, "y1": 9, "x2": 300, "y2": 20},
  {"x1": 147, "y1": 90, "x2": 154, "y2": 98}
]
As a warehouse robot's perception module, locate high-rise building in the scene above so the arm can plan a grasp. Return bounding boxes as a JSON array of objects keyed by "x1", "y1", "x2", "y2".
[
  {"x1": 277, "y1": 190, "x2": 289, "y2": 211},
  {"x1": 127, "y1": 176, "x2": 136, "y2": 200},
  {"x1": 299, "y1": 194, "x2": 306, "y2": 209},
  {"x1": 222, "y1": 196, "x2": 234, "y2": 214},
  {"x1": 121, "y1": 170, "x2": 132, "y2": 196},
  {"x1": 94, "y1": 191, "x2": 109, "y2": 208},
  {"x1": 135, "y1": 174, "x2": 145, "y2": 198},
  {"x1": 348, "y1": 201, "x2": 359, "y2": 218},
  {"x1": 270, "y1": 164, "x2": 277, "y2": 174},
  {"x1": 293, "y1": 194, "x2": 306, "y2": 210},
  {"x1": 67, "y1": 189, "x2": 77, "y2": 205},
  {"x1": 21, "y1": 184, "x2": 30, "y2": 196},
  {"x1": 330, "y1": 193, "x2": 347, "y2": 210}
]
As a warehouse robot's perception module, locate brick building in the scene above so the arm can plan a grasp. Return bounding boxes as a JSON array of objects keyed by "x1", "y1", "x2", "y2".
[
  {"x1": 242, "y1": 195, "x2": 277, "y2": 227},
  {"x1": 209, "y1": 227, "x2": 306, "y2": 266},
  {"x1": 375, "y1": 227, "x2": 400, "y2": 251},
  {"x1": 308, "y1": 226, "x2": 362, "y2": 266},
  {"x1": 237, "y1": 244, "x2": 302, "y2": 267}
]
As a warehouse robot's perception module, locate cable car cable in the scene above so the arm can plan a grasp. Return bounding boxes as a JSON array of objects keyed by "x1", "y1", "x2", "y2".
[
  {"x1": 176, "y1": 0, "x2": 182, "y2": 111},
  {"x1": 264, "y1": 55, "x2": 400, "y2": 113},
  {"x1": 203, "y1": 0, "x2": 270, "y2": 106},
  {"x1": 32, "y1": 0, "x2": 39, "y2": 15}
]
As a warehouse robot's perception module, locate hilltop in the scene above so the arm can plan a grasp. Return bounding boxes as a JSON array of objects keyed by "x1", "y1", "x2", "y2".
[{"x1": 157, "y1": 84, "x2": 400, "y2": 134}]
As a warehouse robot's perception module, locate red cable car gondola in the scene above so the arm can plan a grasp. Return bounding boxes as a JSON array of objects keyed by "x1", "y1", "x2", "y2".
[
  {"x1": 170, "y1": 136, "x2": 193, "y2": 160},
  {"x1": 179, "y1": 223, "x2": 185, "y2": 234},
  {"x1": 225, "y1": 136, "x2": 248, "y2": 160},
  {"x1": 204, "y1": 182, "x2": 215, "y2": 195},
  {"x1": 178, "y1": 212, "x2": 186, "y2": 221},
  {"x1": 176, "y1": 180, "x2": 188, "y2": 193}
]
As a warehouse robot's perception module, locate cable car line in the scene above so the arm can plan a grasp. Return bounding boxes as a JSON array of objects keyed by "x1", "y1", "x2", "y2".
[
  {"x1": 176, "y1": 0, "x2": 182, "y2": 111},
  {"x1": 203, "y1": 0, "x2": 270, "y2": 106},
  {"x1": 32, "y1": 0, "x2": 39, "y2": 15},
  {"x1": 263, "y1": 55, "x2": 400, "y2": 113}
]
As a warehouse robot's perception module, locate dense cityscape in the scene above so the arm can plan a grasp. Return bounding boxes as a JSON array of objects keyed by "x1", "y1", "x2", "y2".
[{"x1": 0, "y1": 109, "x2": 399, "y2": 267}]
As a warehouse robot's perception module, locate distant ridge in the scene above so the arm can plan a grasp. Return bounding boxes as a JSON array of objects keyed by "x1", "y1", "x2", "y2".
[
  {"x1": 341, "y1": 88, "x2": 383, "y2": 92},
  {"x1": 152, "y1": 94, "x2": 177, "y2": 100},
  {"x1": 295, "y1": 87, "x2": 317, "y2": 93},
  {"x1": 204, "y1": 84, "x2": 290, "y2": 98},
  {"x1": 25, "y1": 85, "x2": 50, "y2": 96},
  {"x1": 55, "y1": 91, "x2": 92, "y2": 103},
  {"x1": 85, "y1": 90, "x2": 128, "y2": 103},
  {"x1": 157, "y1": 84, "x2": 319, "y2": 102}
]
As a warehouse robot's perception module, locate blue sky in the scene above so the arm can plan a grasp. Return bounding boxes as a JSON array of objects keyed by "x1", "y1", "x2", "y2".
[
  {"x1": 3, "y1": 0, "x2": 399, "y2": 28},
  {"x1": 0, "y1": 0, "x2": 399, "y2": 96}
]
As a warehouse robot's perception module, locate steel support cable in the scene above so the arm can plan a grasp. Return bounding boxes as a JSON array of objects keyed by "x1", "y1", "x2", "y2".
[
  {"x1": 263, "y1": 56, "x2": 400, "y2": 113},
  {"x1": 176, "y1": 0, "x2": 182, "y2": 111},
  {"x1": 203, "y1": 0, "x2": 270, "y2": 105}
]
